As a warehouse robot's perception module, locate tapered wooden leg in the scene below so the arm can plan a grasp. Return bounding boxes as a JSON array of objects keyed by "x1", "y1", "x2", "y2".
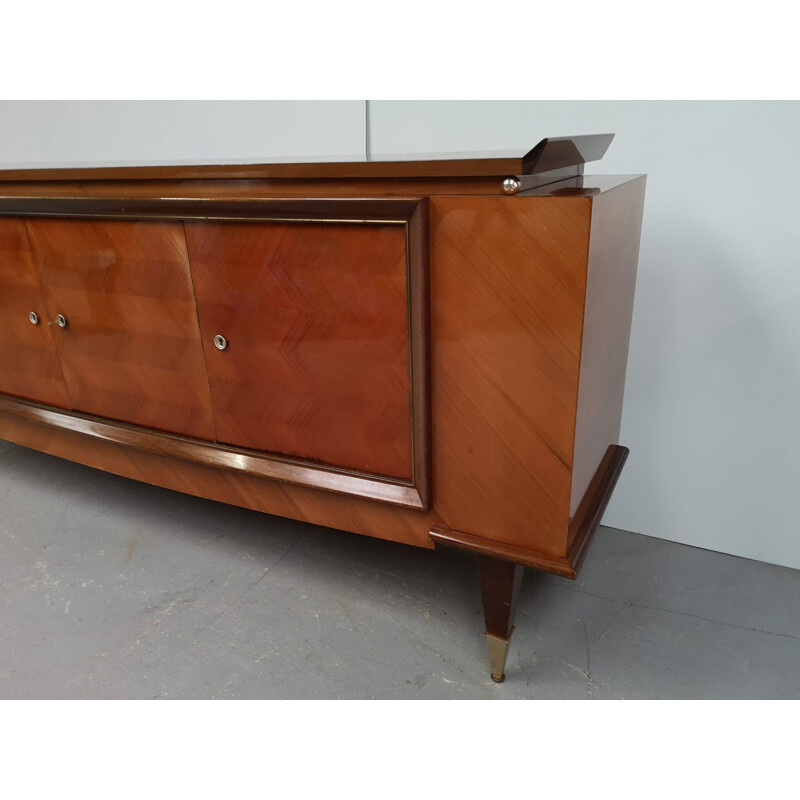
[{"x1": 476, "y1": 555, "x2": 524, "y2": 683}]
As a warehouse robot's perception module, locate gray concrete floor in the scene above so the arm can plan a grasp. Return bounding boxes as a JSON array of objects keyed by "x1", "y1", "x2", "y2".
[{"x1": 1, "y1": 439, "x2": 799, "y2": 699}]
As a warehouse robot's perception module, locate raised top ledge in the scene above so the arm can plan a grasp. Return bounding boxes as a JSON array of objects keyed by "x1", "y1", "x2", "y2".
[{"x1": 0, "y1": 134, "x2": 614, "y2": 183}]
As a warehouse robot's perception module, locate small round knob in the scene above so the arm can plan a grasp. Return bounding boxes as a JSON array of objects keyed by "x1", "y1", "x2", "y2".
[
  {"x1": 29, "y1": 312, "x2": 39, "y2": 325},
  {"x1": 502, "y1": 177, "x2": 522, "y2": 195},
  {"x1": 213, "y1": 335, "x2": 228, "y2": 351},
  {"x1": 56, "y1": 314, "x2": 67, "y2": 328}
]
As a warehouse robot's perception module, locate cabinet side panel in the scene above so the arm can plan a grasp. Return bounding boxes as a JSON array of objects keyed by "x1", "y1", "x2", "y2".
[
  {"x1": 431, "y1": 196, "x2": 592, "y2": 556},
  {"x1": 569, "y1": 177, "x2": 646, "y2": 519},
  {"x1": 185, "y1": 220, "x2": 414, "y2": 481}
]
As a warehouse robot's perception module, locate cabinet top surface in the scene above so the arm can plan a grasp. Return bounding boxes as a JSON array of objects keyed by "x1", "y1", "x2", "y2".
[{"x1": 0, "y1": 134, "x2": 615, "y2": 182}]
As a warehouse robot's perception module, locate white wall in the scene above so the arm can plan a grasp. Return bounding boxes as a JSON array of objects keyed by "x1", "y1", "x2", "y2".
[
  {"x1": 370, "y1": 101, "x2": 800, "y2": 570},
  {"x1": 0, "y1": 101, "x2": 365, "y2": 167},
  {"x1": 2, "y1": 100, "x2": 799, "y2": 570}
]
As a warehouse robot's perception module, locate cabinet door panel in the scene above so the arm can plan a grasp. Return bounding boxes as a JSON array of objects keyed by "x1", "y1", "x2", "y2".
[
  {"x1": 185, "y1": 221, "x2": 413, "y2": 480},
  {"x1": 26, "y1": 219, "x2": 215, "y2": 440},
  {"x1": 0, "y1": 218, "x2": 70, "y2": 408}
]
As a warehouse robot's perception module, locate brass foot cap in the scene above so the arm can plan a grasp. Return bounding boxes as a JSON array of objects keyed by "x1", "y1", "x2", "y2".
[{"x1": 486, "y1": 627, "x2": 515, "y2": 685}]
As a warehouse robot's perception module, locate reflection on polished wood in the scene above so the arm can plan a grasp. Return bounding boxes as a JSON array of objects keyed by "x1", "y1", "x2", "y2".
[
  {"x1": 429, "y1": 445, "x2": 630, "y2": 578},
  {"x1": 25, "y1": 219, "x2": 216, "y2": 440},
  {"x1": 569, "y1": 179, "x2": 645, "y2": 517},
  {"x1": 430, "y1": 194, "x2": 590, "y2": 556},
  {"x1": 0, "y1": 134, "x2": 615, "y2": 182},
  {"x1": 0, "y1": 142, "x2": 646, "y2": 681},
  {"x1": 4, "y1": 176, "x2": 644, "y2": 575},
  {"x1": 185, "y1": 219, "x2": 413, "y2": 480},
  {"x1": 0, "y1": 218, "x2": 70, "y2": 408},
  {"x1": 0, "y1": 410, "x2": 440, "y2": 546}
]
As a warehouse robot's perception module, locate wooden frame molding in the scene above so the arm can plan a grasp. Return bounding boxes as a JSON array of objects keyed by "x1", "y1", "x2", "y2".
[
  {"x1": 0, "y1": 196, "x2": 424, "y2": 222},
  {"x1": 430, "y1": 445, "x2": 629, "y2": 578},
  {"x1": 566, "y1": 445, "x2": 629, "y2": 575},
  {"x1": 0, "y1": 394, "x2": 429, "y2": 509},
  {"x1": 0, "y1": 196, "x2": 432, "y2": 510},
  {"x1": 0, "y1": 134, "x2": 615, "y2": 183}
]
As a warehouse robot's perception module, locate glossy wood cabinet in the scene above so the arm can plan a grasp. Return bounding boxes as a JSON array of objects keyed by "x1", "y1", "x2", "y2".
[{"x1": 0, "y1": 135, "x2": 646, "y2": 682}]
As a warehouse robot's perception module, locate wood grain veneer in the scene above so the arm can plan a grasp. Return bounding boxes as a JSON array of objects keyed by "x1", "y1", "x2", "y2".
[
  {"x1": 0, "y1": 176, "x2": 644, "y2": 558},
  {"x1": 185, "y1": 219, "x2": 413, "y2": 480},
  {"x1": 25, "y1": 218, "x2": 216, "y2": 440},
  {"x1": 0, "y1": 218, "x2": 70, "y2": 409},
  {"x1": 429, "y1": 194, "x2": 591, "y2": 556},
  {"x1": 0, "y1": 134, "x2": 614, "y2": 182},
  {"x1": 430, "y1": 444, "x2": 630, "y2": 577},
  {"x1": 0, "y1": 395, "x2": 427, "y2": 509},
  {"x1": 0, "y1": 147, "x2": 647, "y2": 681},
  {"x1": 569, "y1": 178, "x2": 646, "y2": 518},
  {"x1": 0, "y1": 410, "x2": 439, "y2": 546}
]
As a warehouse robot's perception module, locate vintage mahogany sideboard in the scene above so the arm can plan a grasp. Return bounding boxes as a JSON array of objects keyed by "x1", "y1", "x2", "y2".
[{"x1": 0, "y1": 135, "x2": 645, "y2": 682}]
